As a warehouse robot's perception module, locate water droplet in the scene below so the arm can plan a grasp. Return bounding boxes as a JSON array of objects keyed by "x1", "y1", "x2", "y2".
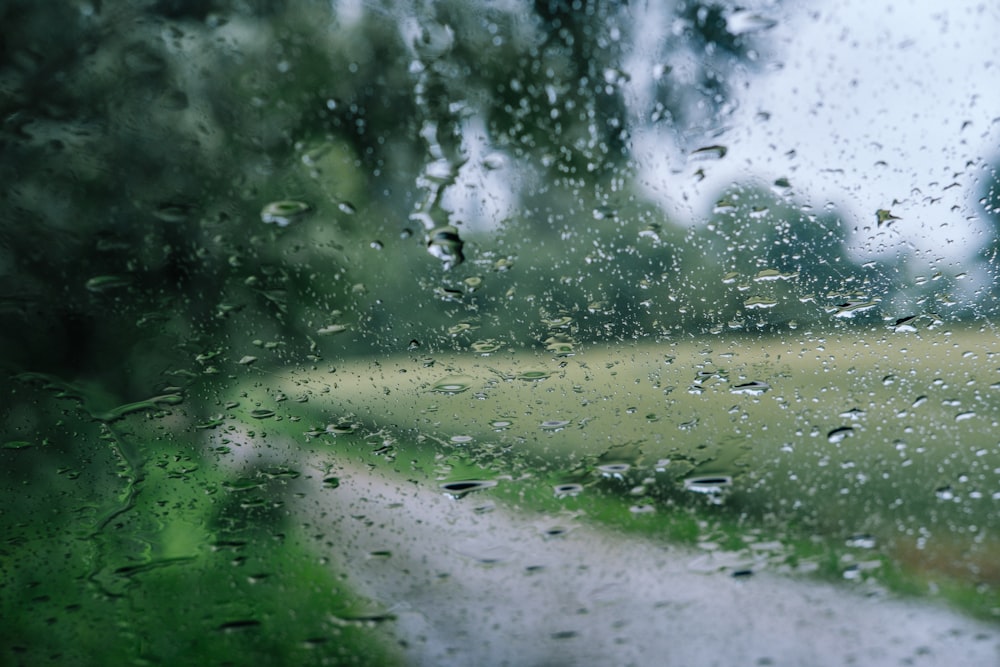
[
  {"x1": 450, "y1": 435, "x2": 474, "y2": 444},
  {"x1": 440, "y1": 479, "x2": 497, "y2": 499},
  {"x1": 541, "y1": 525, "x2": 572, "y2": 539},
  {"x1": 955, "y1": 411, "x2": 976, "y2": 422},
  {"x1": 829, "y1": 300, "x2": 879, "y2": 318},
  {"x1": 237, "y1": 355, "x2": 257, "y2": 365},
  {"x1": 85, "y1": 275, "x2": 131, "y2": 292},
  {"x1": 516, "y1": 370, "x2": 552, "y2": 381},
  {"x1": 827, "y1": 426, "x2": 854, "y2": 443},
  {"x1": 713, "y1": 197, "x2": 738, "y2": 213},
  {"x1": 152, "y1": 202, "x2": 192, "y2": 223},
  {"x1": 602, "y1": 66, "x2": 631, "y2": 85},
  {"x1": 893, "y1": 315, "x2": 918, "y2": 333},
  {"x1": 540, "y1": 420, "x2": 571, "y2": 431},
  {"x1": 493, "y1": 257, "x2": 514, "y2": 271},
  {"x1": 597, "y1": 463, "x2": 631, "y2": 477},
  {"x1": 772, "y1": 176, "x2": 792, "y2": 192},
  {"x1": 322, "y1": 476, "x2": 340, "y2": 489},
  {"x1": 300, "y1": 143, "x2": 331, "y2": 166},
  {"x1": 337, "y1": 201, "x2": 357, "y2": 215},
  {"x1": 262, "y1": 467, "x2": 300, "y2": 479},
  {"x1": 471, "y1": 340, "x2": 501, "y2": 354},
  {"x1": 435, "y1": 286, "x2": 464, "y2": 302},
  {"x1": 430, "y1": 375, "x2": 474, "y2": 394},
  {"x1": 553, "y1": 483, "x2": 583, "y2": 498},
  {"x1": 250, "y1": 408, "x2": 275, "y2": 419},
  {"x1": 260, "y1": 200, "x2": 311, "y2": 226},
  {"x1": 217, "y1": 619, "x2": 261, "y2": 633},
  {"x1": 317, "y1": 323, "x2": 348, "y2": 335},
  {"x1": 753, "y1": 269, "x2": 797, "y2": 282},
  {"x1": 744, "y1": 296, "x2": 778, "y2": 310},
  {"x1": 329, "y1": 611, "x2": 396, "y2": 627},
  {"x1": 839, "y1": 408, "x2": 866, "y2": 420},
  {"x1": 482, "y1": 152, "x2": 506, "y2": 170},
  {"x1": 223, "y1": 478, "x2": 265, "y2": 492},
  {"x1": 876, "y1": 208, "x2": 901, "y2": 227},
  {"x1": 726, "y1": 10, "x2": 777, "y2": 35},
  {"x1": 93, "y1": 393, "x2": 184, "y2": 421},
  {"x1": 541, "y1": 316, "x2": 573, "y2": 328},
  {"x1": 846, "y1": 534, "x2": 877, "y2": 549},
  {"x1": 426, "y1": 226, "x2": 465, "y2": 270},
  {"x1": 114, "y1": 556, "x2": 197, "y2": 577},
  {"x1": 691, "y1": 144, "x2": 728, "y2": 160},
  {"x1": 683, "y1": 476, "x2": 733, "y2": 499},
  {"x1": 592, "y1": 205, "x2": 617, "y2": 220},
  {"x1": 731, "y1": 380, "x2": 770, "y2": 396},
  {"x1": 629, "y1": 504, "x2": 656, "y2": 514},
  {"x1": 3, "y1": 441, "x2": 34, "y2": 450},
  {"x1": 544, "y1": 335, "x2": 576, "y2": 356},
  {"x1": 639, "y1": 224, "x2": 662, "y2": 241}
]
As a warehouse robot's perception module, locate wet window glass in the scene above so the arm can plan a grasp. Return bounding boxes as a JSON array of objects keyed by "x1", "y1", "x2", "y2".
[{"x1": 3, "y1": 1, "x2": 1000, "y2": 664}]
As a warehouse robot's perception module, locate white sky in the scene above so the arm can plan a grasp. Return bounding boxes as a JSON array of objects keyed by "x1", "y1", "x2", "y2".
[{"x1": 630, "y1": 0, "x2": 1000, "y2": 267}]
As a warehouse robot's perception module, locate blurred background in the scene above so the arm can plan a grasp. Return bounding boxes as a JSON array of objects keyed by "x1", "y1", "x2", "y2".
[
  {"x1": 2, "y1": 1, "x2": 1000, "y2": 664},
  {"x1": 6, "y1": 0, "x2": 999, "y2": 389}
]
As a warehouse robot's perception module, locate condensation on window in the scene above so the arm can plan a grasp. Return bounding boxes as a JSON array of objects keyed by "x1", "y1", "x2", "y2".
[{"x1": 2, "y1": 1, "x2": 999, "y2": 665}]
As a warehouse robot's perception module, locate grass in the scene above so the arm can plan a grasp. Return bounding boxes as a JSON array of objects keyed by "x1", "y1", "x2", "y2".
[
  {"x1": 237, "y1": 321, "x2": 1000, "y2": 620},
  {"x1": 0, "y1": 381, "x2": 403, "y2": 667}
]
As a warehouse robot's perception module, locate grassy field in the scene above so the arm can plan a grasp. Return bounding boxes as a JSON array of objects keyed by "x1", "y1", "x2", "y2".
[
  {"x1": 227, "y1": 322, "x2": 1000, "y2": 619},
  {"x1": 1, "y1": 378, "x2": 405, "y2": 666}
]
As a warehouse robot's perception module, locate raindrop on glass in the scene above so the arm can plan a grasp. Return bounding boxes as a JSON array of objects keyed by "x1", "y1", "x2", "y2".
[{"x1": 260, "y1": 200, "x2": 311, "y2": 226}]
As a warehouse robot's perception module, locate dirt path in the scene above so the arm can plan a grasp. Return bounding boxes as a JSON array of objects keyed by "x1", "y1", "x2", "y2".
[{"x1": 290, "y1": 455, "x2": 999, "y2": 667}]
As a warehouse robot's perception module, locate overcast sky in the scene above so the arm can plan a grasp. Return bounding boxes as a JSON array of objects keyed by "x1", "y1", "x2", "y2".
[{"x1": 631, "y1": 0, "x2": 1000, "y2": 269}]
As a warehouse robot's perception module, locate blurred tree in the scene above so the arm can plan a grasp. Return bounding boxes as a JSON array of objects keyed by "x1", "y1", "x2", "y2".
[
  {"x1": 0, "y1": 0, "x2": 799, "y2": 389},
  {"x1": 677, "y1": 183, "x2": 857, "y2": 330}
]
